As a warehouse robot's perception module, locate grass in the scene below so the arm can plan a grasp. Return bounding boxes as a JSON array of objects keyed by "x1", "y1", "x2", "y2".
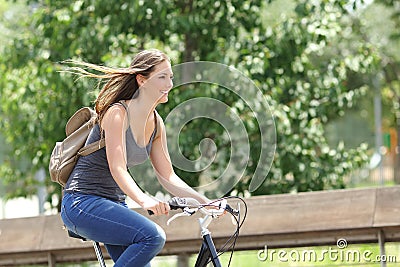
[{"x1": 151, "y1": 242, "x2": 400, "y2": 267}]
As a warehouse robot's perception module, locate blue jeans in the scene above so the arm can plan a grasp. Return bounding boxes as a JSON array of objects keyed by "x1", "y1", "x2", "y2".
[{"x1": 61, "y1": 192, "x2": 166, "y2": 267}]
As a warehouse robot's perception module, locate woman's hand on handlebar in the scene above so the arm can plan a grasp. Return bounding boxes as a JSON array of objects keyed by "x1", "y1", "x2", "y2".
[{"x1": 141, "y1": 197, "x2": 170, "y2": 216}]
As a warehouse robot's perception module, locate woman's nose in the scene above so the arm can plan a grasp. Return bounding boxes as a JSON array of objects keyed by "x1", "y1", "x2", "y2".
[{"x1": 167, "y1": 79, "x2": 173, "y2": 90}]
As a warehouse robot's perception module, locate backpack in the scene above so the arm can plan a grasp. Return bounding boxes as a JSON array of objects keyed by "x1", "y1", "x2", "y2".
[{"x1": 49, "y1": 107, "x2": 105, "y2": 187}]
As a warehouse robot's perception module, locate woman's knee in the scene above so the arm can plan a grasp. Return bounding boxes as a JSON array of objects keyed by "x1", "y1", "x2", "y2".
[{"x1": 148, "y1": 224, "x2": 166, "y2": 251}]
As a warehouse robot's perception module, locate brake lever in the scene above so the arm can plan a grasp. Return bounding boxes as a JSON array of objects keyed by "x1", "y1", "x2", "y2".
[
  {"x1": 230, "y1": 202, "x2": 240, "y2": 225},
  {"x1": 167, "y1": 207, "x2": 197, "y2": 225}
]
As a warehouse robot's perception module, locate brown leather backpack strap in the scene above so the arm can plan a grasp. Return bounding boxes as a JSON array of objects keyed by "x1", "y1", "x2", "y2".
[
  {"x1": 78, "y1": 138, "x2": 105, "y2": 157},
  {"x1": 77, "y1": 101, "x2": 127, "y2": 158}
]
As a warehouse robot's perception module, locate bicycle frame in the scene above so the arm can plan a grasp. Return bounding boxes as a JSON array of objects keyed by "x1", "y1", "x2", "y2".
[
  {"x1": 194, "y1": 214, "x2": 222, "y2": 267},
  {"x1": 164, "y1": 197, "x2": 243, "y2": 267}
]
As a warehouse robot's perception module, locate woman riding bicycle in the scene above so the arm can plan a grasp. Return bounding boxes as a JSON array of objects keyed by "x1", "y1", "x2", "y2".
[{"x1": 61, "y1": 49, "x2": 210, "y2": 267}]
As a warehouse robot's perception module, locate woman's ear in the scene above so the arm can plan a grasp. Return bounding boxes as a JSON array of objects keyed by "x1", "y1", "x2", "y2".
[{"x1": 136, "y1": 74, "x2": 146, "y2": 87}]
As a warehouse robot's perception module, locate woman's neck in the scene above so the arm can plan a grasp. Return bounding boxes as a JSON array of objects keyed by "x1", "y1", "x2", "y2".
[{"x1": 128, "y1": 97, "x2": 157, "y2": 120}]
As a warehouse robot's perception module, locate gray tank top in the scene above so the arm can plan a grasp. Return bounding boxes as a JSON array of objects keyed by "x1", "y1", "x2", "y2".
[{"x1": 64, "y1": 103, "x2": 158, "y2": 202}]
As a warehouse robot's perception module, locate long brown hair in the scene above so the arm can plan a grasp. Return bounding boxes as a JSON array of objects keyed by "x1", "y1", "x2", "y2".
[{"x1": 65, "y1": 49, "x2": 169, "y2": 123}]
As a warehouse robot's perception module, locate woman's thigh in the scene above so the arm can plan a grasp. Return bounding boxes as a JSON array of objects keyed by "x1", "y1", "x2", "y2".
[{"x1": 61, "y1": 193, "x2": 165, "y2": 246}]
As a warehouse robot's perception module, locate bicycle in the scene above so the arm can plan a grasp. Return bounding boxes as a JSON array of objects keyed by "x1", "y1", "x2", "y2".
[{"x1": 68, "y1": 196, "x2": 247, "y2": 267}]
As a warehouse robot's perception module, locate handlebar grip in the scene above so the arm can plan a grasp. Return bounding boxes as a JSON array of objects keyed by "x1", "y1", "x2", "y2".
[
  {"x1": 147, "y1": 197, "x2": 192, "y2": 215},
  {"x1": 147, "y1": 197, "x2": 239, "y2": 216}
]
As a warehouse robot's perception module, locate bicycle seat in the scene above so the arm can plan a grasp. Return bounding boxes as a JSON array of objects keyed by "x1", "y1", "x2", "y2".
[{"x1": 67, "y1": 230, "x2": 87, "y2": 241}]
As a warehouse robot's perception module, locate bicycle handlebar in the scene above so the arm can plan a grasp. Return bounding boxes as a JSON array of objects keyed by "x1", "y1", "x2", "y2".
[
  {"x1": 147, "y1": 196, "x2": 246, "y2": 267},
  {"x1": 147, "y1": 197, "x2": 239, "y2": 216}
]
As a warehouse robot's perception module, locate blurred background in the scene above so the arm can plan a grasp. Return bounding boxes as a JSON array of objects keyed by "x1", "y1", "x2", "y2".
[{"x1": 0, "y1": 0, "x2": 399, "y2": 266}]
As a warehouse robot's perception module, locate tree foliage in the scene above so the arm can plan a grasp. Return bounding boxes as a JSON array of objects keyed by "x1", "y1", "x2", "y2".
[
  {"x1": 370, "y1": 0, "x2": 400, "y2": 182},
  {"x1": 0, "y1": 0, "x2": 388, "y2": 205}
]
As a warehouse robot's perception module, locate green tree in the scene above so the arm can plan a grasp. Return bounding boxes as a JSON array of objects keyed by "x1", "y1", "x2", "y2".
[
  {"x1": 0, "y1": 0, "x2": 383, "y2": 208},
  {"x1": 368, "y1": 0, "x2": 400, "y2": 183},
  {"x1": 236, "y1": 0, "x2": 379, "y2": 194},
  {"x1": 0, "y1": 0, "x2": 265, "y2": 203}
]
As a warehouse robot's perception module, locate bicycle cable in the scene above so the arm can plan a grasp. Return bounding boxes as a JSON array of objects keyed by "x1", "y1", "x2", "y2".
[{"x1": 202, "y1": 196, "x2": 248, "y2": 267}]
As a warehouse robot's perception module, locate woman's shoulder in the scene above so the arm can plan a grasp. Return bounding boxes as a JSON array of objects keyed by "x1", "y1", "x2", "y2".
[
  {"x1": 101, "y1": 103, "x2": 128, "y2": 130},
  {"x1": 104, "y1": 103, "x2": 127, "y2": 118}
]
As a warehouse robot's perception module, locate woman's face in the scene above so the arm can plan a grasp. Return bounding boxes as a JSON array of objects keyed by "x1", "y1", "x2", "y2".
[{"x1": 139, "y1": 60, "x2": 174, "y2": 104}]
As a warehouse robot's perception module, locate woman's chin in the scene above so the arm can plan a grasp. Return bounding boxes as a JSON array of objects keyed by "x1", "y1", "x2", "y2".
[{"x1": 157, "y1": 95, "x2": 169, "y2": 104}]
